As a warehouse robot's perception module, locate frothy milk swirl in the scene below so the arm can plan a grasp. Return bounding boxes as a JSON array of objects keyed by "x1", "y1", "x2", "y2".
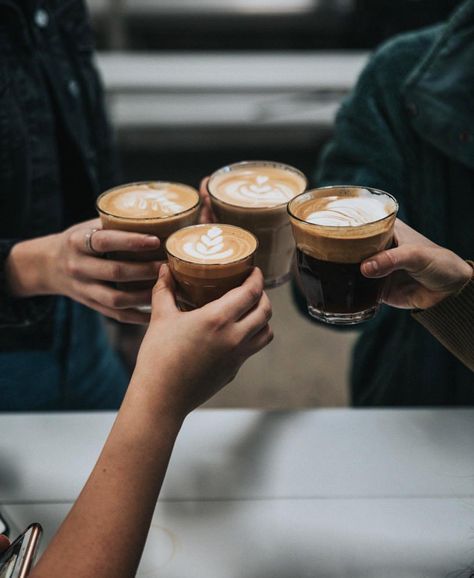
[
  {"x1": 183, "y1": 226, "x2": 234, "y2": 261},
  {"x1": 98, "y1": 183, "x2": 199, "y2": 219},
  {"x1": 224, "y1": 175, "x2": 295, "y2": 205},
  {"x1": 118, "y1": 190, "x2": 184, "y2": 215},
  {"x1": 306, "y1": 196, "x2": 390, "y2": 227}
]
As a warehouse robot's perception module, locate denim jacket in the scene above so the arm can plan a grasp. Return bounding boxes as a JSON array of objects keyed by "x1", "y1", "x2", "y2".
[
  {"x1": 316, "y1": 0, "x2": 474, "y2": 404},
  {"x1": 0, "y1": 0, "x2": 117, "y2": 350}
]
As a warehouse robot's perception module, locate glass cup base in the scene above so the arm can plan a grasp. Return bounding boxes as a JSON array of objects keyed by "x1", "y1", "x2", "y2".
[
  {"x1": 307, "y1": 305, "x2": 379, "y2": 326},
  {"x1": 264, "y1": 271, "x2": 292, "y2": 289}
]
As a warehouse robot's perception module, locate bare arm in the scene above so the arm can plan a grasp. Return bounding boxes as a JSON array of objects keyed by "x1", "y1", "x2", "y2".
[{"x1": 30, "y1": 266, "x2": 272, "y2": 578}]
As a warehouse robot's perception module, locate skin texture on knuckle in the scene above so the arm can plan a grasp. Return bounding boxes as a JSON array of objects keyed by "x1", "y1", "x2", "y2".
[
  {"x1": 66, "y1": 257, "x2": 80, "y2": 277},
  {"x1": 245, "y1": 283, "x2": 262, "y2": 306},
  {"x1": 67, "y1": 229, "x2": 80, "y2": 250},
  {"x1": 110, "y1": 262, "x2": 124, "y2": 281},
  {"x1": 106, "y1": 290, "x2": 127, "y2": 309}
]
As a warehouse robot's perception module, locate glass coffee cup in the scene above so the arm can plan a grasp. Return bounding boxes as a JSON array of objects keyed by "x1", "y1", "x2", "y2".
[
  {"x1": 207, "y1": 161, "x2": 307, "y2": 288},
  {"x1": 166, "y1": 224, "x2": 258, "y2": 310},
  {"x1": 97, "y1": 181, "x2": 201, "y2": 306},
  {"x1": 288, "y1": 186, "x2": 398, "y2": 325}
]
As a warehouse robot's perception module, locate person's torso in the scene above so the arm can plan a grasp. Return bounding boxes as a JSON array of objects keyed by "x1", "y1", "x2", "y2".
[{"x1": 0, "y1": 0, "x2": 117, "y2": 240}]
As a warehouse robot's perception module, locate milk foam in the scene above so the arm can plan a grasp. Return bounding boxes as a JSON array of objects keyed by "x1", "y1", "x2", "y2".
[
  {"x1": 183, "y1": 226, "x2": 234, "y2": 261},
  {"x1": 306, "y1": 196, "x2": 390, "y2": 227},
  {"x1": 222, "y1": 174, "x2": 295, "y2": 206},
  {"x1": 117, "y1": 190, "x2": 184, "y2": 215}
]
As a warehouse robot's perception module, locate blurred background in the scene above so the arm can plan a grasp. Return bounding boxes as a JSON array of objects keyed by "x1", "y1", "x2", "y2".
[{"x1": 91, "y1": 0, "x2": 463, "y2": 408}]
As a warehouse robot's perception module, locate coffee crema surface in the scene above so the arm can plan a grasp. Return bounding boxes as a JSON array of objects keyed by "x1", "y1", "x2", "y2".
[
  {"x1": 166, "y1": 224, "x2": 257, "y2": 264},
  {"x1": 98, "y1": 182, "x2": 199, "y2": 219},
  {"x1": 209, "y1": 164, "x2": 306, "y2": 208}
]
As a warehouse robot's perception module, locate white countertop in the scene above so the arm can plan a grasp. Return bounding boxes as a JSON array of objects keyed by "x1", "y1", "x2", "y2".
[{"x1": 1, "y1": 409, "x2": 474, "y2": 576}]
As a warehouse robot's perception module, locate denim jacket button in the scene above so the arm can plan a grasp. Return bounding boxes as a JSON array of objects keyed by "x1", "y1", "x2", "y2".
[
  {"x1": 34, "y1": 9, "x2": 49, "y2": 28},
  {"x1": 68, "y1": 80, "x2": 80, "y2": 98}
]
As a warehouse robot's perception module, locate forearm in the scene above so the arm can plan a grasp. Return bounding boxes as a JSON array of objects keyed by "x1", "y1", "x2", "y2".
[
  {"x1": 5, "y1": 236, "x2": 55, "y2": 297},
  {"x1": 31, "y1": 381, "x2": 184, "y2": 578}
]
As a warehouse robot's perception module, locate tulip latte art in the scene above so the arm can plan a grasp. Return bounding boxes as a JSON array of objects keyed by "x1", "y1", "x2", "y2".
[
  {"x1": 166, "y1": 224, "x2": 257, "y2": 309},
  {"x1": 167, "y1": 224, "x2": 257, "y2": 264},
  {"x1": 183, "y1": 226, "x2": 234, "y2": 261}
]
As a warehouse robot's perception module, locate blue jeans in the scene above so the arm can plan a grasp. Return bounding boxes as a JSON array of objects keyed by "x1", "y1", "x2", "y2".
[{"x1": 0, "y1": 299, "x2": 129, "y2": 411}]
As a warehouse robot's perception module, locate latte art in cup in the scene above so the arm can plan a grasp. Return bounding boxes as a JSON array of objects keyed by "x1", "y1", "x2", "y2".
[
  {"x1": 182, "y1": 226, "x2": 235, "y2": 261},
  {"x1": 166, "y1": 224, "x2": 258, "y2": 310},
  {"x1": 305, "y1": 193, "x2": 392, "y2": 227},
  {"x1": 98, "y1": 182, "x2": 199, "y2": 220},
  {"x1": 288, "y1": 186, "x2": 398, "y2": 325},
  {"x1": 97, "y1": 181, "x2": 201, "y2": 262},
  {"x1": 96, "y1": 181, "x2": 200, "y2": 312},
  {"x1": 217, "y1": 172, "x2": 299, "y2": 208},
  {"x1": 208, "y1": 161, "x2": 307, "y2": 287}
]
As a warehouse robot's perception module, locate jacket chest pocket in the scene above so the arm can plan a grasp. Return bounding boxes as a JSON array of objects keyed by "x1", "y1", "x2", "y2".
[{"x1": 0, "y1": 60, "x2": 30, "y2": 237}]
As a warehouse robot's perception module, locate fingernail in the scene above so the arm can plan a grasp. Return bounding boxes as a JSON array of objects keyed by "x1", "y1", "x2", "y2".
[
  {"x1": 145, "y1": 235, "x2": 160, "y2": 245},
  {"x1": 158, "y1": 264, "x2": 167, "y2": 278},
  {"x1": 366, "y1": 260, "x2": 378, "y2": 274}
]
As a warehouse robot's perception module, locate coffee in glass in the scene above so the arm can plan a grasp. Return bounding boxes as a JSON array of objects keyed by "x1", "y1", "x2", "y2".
[
  {"x1": 97, "y1": 181, "x2": 200, "y2": 307},
  {"x1": 207, "y1": 161, "x2": 307, "y2": 288},
  {"x1": 97, "y1": 181, "x2": 201, "y2": 262},
  {"x1": 288, "y1": 186, "x2": 398, "y2": 325},
  {"x1": 166, "y1": 224, "x2": 258, "y2": 310}
]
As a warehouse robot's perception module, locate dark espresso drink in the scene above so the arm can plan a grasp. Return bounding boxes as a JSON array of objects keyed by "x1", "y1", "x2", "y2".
[
  {"x1": 288, "y1": 187, "x2": 398, "y2": 325},
  {"x1": 297, "y1": 251, "x2": 385, "y2": 314},
  {"x1": 208, "y1": 161, "x2": 307, "y2": 288},
  {"x1": 166, "y1": 224, "x2": 258, "y2": 310}
]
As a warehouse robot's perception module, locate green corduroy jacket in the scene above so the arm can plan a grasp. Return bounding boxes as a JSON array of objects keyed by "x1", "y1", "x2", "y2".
[{"x1": 316, "y1": 0, "x2": 474, "y2": 405}]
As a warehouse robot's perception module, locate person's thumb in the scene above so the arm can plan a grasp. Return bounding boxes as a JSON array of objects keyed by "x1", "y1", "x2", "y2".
[
  {"x1": 361, "y1": 245, "x2": 431, "y2": 278},
  {"x1": 151, "y1": 264, "x2": 179, "y2": 319}
]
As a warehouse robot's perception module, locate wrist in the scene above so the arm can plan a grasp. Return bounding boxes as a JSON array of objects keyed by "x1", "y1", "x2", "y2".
[
  {"x1": 5, "y1": 238, "x2": 51, "y2": 297},
  {"x1": 124, "y1": 371, "x2": 187, "y2": 431}
]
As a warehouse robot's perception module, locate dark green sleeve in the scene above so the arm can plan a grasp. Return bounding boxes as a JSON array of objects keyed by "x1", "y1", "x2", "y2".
[
  {"x1": 412, "y1": 268, "x2": 474, "y2": 372},
  {"x1": 315, "y1": 35, "x2": 423, "y2": 213}
]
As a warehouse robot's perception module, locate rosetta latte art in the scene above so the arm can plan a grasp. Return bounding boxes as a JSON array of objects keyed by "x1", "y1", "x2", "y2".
[
  {"x1": 183, "y1": 226, "x2": 234, "y2": 261},
  {"x1": 225, "y1": 175, "x2": 294, "y2": 205},
  {"x1": 119, "y1": 190, "x2": 184, "y2": 215}
]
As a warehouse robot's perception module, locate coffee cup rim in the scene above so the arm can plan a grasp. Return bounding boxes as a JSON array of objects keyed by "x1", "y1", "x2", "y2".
[
  {"x1": 287, "y1": 185, "x2": 399, "y2": 230},
  {"x1": 207, "y1": 160, "x2": 308, "y2": 210},
  {"x1": 165, "y1": 223, "x2": 259, "y2": 266},
  {"x1": 96, "y1": 181, "x2": 201, "y2": 221}
]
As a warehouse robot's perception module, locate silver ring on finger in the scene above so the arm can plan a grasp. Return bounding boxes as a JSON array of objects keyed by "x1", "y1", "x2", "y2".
[{"x1": 84, "y1": 228, "x2": 104, "y2": 257}]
